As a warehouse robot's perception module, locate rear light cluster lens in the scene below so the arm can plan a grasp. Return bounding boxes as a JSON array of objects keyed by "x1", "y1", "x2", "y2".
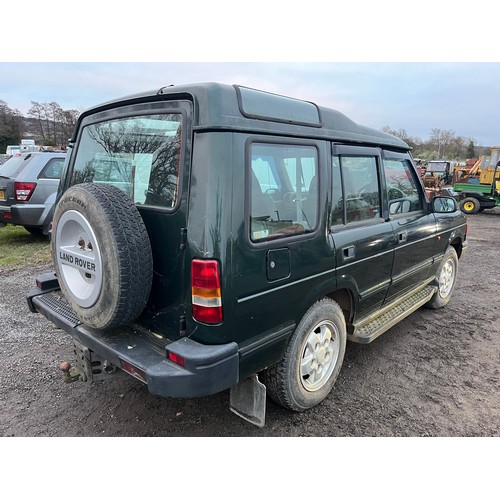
[
  {"x1": 191, "y1": 259, "x2": 223, "y2": 324},
  {"x1": 14, "y1": 182, "x2": 36, "y2": 202}
]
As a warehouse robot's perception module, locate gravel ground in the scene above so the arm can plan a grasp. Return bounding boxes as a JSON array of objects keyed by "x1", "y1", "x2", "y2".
[{"x1": 1, "y1": 211, "x2": 499, "y2": 438}]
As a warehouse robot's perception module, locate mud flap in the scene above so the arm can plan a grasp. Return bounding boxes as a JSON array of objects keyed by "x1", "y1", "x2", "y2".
[{"x1": 229, "y1": 375, "x2": 266, "y2": 428}]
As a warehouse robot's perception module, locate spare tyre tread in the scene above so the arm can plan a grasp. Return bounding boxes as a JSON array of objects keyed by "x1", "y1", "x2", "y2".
[
  {"x1": 52, "y1": 183, "x2": 153, "y2": 329},
  {"x1": 87, "y1": 184, "x2": 152, "y2": 326}
]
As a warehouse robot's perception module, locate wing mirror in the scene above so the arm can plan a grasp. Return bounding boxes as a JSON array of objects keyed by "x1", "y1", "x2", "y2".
[{"x1": 432, "y1": 196, "x2": 458, "y2": 213}]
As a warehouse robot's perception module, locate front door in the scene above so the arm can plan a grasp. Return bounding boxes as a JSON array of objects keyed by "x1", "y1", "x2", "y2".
[{"x1": 382, "y1": 150, "x2": 435, "y2": 303}]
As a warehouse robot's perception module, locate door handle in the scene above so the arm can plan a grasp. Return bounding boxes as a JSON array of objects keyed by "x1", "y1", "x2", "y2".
[
  {"x1": 398, "y1": 231, "x2": 408, "y2": 243},
  {"x1": 342, "y1": 245, "x2": 356, "y2": 260}
]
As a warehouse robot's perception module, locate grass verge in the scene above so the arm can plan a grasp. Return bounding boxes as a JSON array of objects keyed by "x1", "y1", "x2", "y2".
[{"x1": 0, "y1": 225, "x2": 52, "y2": 269}]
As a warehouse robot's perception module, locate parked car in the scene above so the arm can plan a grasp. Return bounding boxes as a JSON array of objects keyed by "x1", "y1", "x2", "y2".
[
  {"x1": 27, "y1": 83, "x2": 467, "y2": 427},
  {"x1": 0, "y1": 152, "x2": 67, "y2": 236}
]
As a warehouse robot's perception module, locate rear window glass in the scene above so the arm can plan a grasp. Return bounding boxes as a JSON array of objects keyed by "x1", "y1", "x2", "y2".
[
  {"x1": 71, "y1": 113, "x2": 183, "y2": 208},
  {"x1": 0, "y1": 155, "x2": 32, "y2": 178}
]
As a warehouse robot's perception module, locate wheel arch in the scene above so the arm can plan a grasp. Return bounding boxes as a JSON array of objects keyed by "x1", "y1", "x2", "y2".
[
  {"x1": 326, "y1": 288, "x2": 354, "y2": 329},
  {"x1": 450, "y1": 238, "x2": 462, "y2": 259}
]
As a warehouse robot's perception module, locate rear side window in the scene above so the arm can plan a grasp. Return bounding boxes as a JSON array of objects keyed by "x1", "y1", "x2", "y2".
[
  {"x1": 249, "y1": 143, "x2": 319, "y2": 242},
  {"x1": 39, "y1": 158, "x2": 65, "y2": 179},
  {"x1": 71, "y1": 113, "x2": 182, "y2": 208}
]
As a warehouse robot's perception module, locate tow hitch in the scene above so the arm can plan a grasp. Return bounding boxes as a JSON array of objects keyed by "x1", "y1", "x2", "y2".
[{"x1": 59, "y1": 340, "x2": 118, "y2": 384}]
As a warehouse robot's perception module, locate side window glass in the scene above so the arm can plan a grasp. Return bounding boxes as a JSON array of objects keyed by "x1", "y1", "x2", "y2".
[
  {"x1": 383, "y1": 158, "x2": 423, "y2": 215},
  {"x1": 341, "y1": 156, "x2": 380, "y2": 223},
  {"x1": 250, "y1": 143, "x2": 319, "y2": 242},
  {"x1": 39, "y1": 158, "x2": 65, "y2": 179},
  {"x1": 331, "y1": 156, "x2": 343, "y2": 225}
]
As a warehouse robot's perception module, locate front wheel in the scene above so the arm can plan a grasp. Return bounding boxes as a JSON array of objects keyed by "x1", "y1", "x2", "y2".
[
  {"x1": 262, "y1": 299, "x2": 347, "y2": 411},
  {"x1": 460, "y1": 197, "x2": 480, "y2": 214},
  {"x1": 426, "y1": 246, "x2": 459, "y2": 309}
]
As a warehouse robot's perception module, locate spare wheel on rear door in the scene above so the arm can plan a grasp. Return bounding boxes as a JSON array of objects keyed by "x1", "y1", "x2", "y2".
[{"x1": 51, "y1": 183, "x2": 153, "y2": 329}]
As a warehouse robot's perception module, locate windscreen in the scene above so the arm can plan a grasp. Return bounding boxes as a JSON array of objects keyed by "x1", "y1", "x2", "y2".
[
  {"x1": 71, "y1": 113, "x2": 182, "y2": 208},
  {"x1": 428, "y1": 162, "x2": 447, "y2": 173}
]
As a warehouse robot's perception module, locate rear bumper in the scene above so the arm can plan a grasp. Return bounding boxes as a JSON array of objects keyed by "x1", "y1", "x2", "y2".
[
  {"x1": 10, "y1": 204, "x2": 45, "y2": 226},
  {"x1": 27, "y1": 282, "x2": 239, "y2": 398},
  {"x1": 0, "y1": 205, "x2": 11, "y2": 224}
]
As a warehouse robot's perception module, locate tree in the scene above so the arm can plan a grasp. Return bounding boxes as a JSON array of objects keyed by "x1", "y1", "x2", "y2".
[
  {"x1": 381, "y1": 125, "x2": 478, "y2": 161},
  {"x1": 381, "y1": 125, "x2": 421, "y2": 152},
  {"x1": 429, "y1": 128, "x2": 457, "y2": 158},
  {"x1": 0, "y1": 100, "x2": 24, "y2": 154},
  {"x1": 27, "y1": 101, "x2": 49, "y2": 143},
  {"x1": 466, "y1": 139, "x2": 476, "y2": 159},
  {"x1": 28, "y1": 101, "x2": 79, "y2": 147}
]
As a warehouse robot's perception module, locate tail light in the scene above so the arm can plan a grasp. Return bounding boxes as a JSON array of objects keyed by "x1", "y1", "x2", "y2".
[
  {"x1": 191, "y1": 259, "x2": 223, "y2": 324},
  {"x1": 14, "y1": 182, "x2": 36, "y2": 202}
]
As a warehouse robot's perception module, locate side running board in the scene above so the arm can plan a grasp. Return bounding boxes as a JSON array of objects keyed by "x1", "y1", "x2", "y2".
[{"x1": 350, "y1": 285, "x2": 437, "y2": 344}]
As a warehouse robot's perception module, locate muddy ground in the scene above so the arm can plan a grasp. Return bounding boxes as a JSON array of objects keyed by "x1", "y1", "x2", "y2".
[{"x1": 0, "y1": 211, "x2": 499, "y2": 438}]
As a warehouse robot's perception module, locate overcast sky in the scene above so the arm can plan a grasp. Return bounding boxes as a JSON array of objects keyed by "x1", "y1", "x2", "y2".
[
  {"x1": 2, "y1": 2, "x2": 499, "y2": 147},
  {"x1": 2, "y1": 62, "x2": 499, "y2": 146}
]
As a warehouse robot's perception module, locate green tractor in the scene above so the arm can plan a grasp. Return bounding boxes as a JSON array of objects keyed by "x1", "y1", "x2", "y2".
[{"x1": 454, "y1": 160, "x2": 500, "y2": 214}]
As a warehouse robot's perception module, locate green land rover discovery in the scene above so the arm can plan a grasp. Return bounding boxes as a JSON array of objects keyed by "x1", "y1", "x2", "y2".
[{"x1": 27, "y1": 83, "x2": 468, "y2": 426}]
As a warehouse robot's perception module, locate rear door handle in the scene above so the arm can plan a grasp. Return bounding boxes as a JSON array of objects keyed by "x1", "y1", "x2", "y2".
[
  {"x1": 398, "y1": 231, "x2": 408, "y2": 243},
  {"x1": 342, "y1": 245, "x2": 356, "y2": 260}
]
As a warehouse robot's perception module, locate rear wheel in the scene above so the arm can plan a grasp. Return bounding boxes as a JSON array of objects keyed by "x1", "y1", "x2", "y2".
[
  {"x1": 459, "y1": 197, "x2": 480, "y2": 214},
  {"x1": 263, "y1": 299, "x2": 346, "y2": 411},
  {"x1": 52, "y1": 183, "x2": 153, "y2": 329}
]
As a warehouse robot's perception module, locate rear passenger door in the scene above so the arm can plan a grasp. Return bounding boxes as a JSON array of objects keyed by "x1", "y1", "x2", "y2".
[
  {"x1": 232, "y1": 138, "x2": 333, "y2": 349},
  {"x1": 330, "y1": 145, "x2": 396, "y2": 319},
  {"x1": 382, "y1": 150, "x2": 436, "y2": 303}
]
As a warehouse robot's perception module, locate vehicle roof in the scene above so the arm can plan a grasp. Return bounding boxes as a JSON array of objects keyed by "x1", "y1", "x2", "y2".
[
  {"x1": 74, "y1": 82, "x2": 410, "y2": 151},
  {"x1": 9, "y1": 151, "x2": 66, "y2": 158}
]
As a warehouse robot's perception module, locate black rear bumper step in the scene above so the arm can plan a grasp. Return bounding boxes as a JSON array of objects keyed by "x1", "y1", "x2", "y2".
[{"x1": 28, "y1": 290, "x2": 239, "y2": 398}]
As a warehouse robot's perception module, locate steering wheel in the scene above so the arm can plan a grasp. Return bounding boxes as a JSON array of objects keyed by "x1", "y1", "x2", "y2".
[{"x1": 388, "y1": 187, "x2": 405, "y2": 200}]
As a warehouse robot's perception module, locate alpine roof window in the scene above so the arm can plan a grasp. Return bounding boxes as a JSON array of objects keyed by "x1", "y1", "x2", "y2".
[{"x1": 237, "y1": 86, "x2": 321, "y2": 126}]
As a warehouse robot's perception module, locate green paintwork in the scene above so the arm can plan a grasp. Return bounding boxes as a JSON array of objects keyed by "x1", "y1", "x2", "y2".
[{"x1": 59, "y1": 83, "x2": 468, "y2": 382}]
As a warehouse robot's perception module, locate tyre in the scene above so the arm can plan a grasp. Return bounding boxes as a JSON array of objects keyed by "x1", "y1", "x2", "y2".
[
  {"x1": 426, "y1": 246, "x2": 458, "y2": 309},
  {"x1": 459, "y1": 197, "x2": 480, "y2": 214},
  {"x1": 51, "y1": 183, "x2": 153, "y2": 329},
  {"x1": 262, "y1": 299, "x2": 347, "y2": 411}
]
